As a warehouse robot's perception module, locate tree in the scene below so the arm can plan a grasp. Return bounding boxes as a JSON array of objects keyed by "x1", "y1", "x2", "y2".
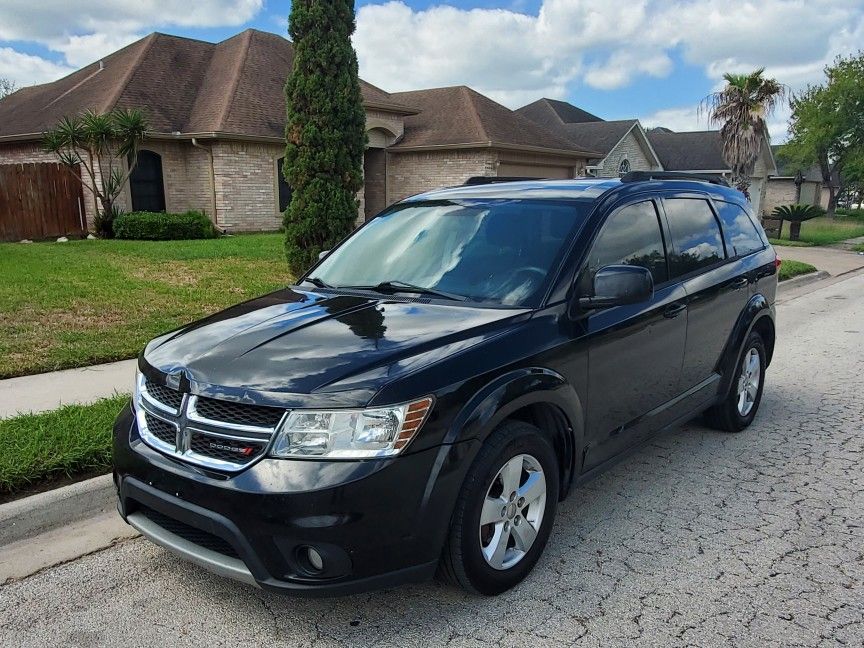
[
  {"x1": 282, "y1": 0, "x2": 367, "y2": 275},
  {"x1": 0, "y1": 77, "x2": 16, "y2": 99},
  {"x1": 784, "y1": 53, "x2": 864, "y2": 217},
  {"x1": 772, "y1": 204, "x2": 825, "y2": 241},
  {"x1": 702, "y1": 68, "x2": 784, "y2": 198},
  {"x1": 43, "y1": 109, "x2": 148, "y2": 237}
]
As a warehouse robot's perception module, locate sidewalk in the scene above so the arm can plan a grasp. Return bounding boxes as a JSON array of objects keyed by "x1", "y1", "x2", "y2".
[
  {"x1": 774, "y1": 243, "x2": 864, "y2": 276},
  {"x1": 0, "y1": 359, "x2": 136, "y2": 419}
]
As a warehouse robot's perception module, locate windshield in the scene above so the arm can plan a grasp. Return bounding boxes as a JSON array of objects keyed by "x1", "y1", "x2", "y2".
[{"x1": 307, "y1": 199, "x2": 588, "y2": 307}]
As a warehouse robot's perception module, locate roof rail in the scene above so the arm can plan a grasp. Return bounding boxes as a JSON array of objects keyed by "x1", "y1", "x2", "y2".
[
  {"x1": 463, "y1": 176, "x2": 540, "y2": 186},
  {"x1": 620, "y1": 171, "x2": 730, "y2": 187}
]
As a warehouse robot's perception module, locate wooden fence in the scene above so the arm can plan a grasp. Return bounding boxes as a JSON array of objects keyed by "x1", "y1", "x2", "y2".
[{"x1": 0, "y1": 163, "x2": 86, "y2": 242}]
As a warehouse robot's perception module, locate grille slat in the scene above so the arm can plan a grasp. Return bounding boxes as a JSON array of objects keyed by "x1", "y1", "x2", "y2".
[
  {"x1": 144, "y1": 413, "x2": 176, "y2": 445},
  {"x1": 138, "y1": 505, "x2": 240, "y2": 559},
  {"x1": 194, "y1": 397, "x2": 285, "y2": 429},
  {"x1": 144, "y1": 380, "x2": 184, "y2": 411}
]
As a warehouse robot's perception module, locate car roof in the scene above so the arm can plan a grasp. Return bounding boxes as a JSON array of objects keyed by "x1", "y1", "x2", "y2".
[{"x1": 402, "y1": 177, "x2": 746, "y2": 206}]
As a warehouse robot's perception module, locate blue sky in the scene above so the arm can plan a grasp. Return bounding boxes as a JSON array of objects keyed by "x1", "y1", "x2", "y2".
[{"x1": 2, "y1": 0, "x2": 863, "y2": 140}]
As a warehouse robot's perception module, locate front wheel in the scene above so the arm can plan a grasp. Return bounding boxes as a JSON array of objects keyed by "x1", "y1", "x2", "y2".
[
  {"x1": 705, "y1": 331, "x2": 767, "y2": 432},
  {"x1": 438, "y1": 420, "x2": 559, "y2": 595}
]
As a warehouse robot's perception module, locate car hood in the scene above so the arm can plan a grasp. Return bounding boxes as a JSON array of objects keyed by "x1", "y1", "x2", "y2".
[{"x1": 142, "y1": 287, "x2": 528, "y2": 408}]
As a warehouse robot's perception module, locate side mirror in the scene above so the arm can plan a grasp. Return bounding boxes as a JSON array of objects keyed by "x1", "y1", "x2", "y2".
[
  {"x1": 578, "y1": 265, "x2": 653, "y2": 310},
  {"x1": 318, "y1": 249, "x2": 330, "y2": 260}
]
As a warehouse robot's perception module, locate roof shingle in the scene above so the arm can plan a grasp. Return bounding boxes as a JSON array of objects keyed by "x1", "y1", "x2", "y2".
[
  {"x1": 0, "y1": 30, "x2": 415, "y2": 139},
  {"x1": 646, "y1": 130, "x2": 729, "y2": 171},
  {"x1": 389, "y1": 86, "x2": 598, "y2": 156}
]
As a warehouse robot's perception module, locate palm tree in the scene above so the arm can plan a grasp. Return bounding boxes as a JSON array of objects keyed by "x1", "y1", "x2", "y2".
[{"x1": 702, "y1": 68, "x2": 785, "y2": 199}]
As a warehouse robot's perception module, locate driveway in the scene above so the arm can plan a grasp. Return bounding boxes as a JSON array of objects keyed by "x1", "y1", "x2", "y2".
[
  {"x1": 2, "y1": 273, "x2": 863, "y2": 647},
  {"x1": 774, "y1": 243, "x2": 864, "y2": 276}
]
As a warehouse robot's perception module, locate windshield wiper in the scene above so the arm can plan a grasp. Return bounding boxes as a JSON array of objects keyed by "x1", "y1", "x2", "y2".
[
  {"x1": 303, "y1": 276, "x2": 334, "y2": 289},
  {"x1": 341, "y1": 280, "x2": 468, "y2": 302}
]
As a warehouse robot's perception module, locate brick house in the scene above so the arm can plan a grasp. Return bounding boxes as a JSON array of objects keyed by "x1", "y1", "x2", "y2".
[
  {"x1": 646, "y1": 129, "x2": 777, "y2": 217},
  {"x1": 516, "y1": 98, "x2": 663, "y2": 177},
  {"x1": 763, "y1": 144, "x2": 831, "y2": 215},
  {"x1": 518, "y1": 99, "x2": 779, "y2": 218},
  {"x1": 0, "y1": 30, "x2": 595, "y2": 232}
]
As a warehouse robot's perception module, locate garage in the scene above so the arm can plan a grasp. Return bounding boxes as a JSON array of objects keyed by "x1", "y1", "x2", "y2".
[{"x1": 497, "y1": 162, "x2": 573, "y2": 179}]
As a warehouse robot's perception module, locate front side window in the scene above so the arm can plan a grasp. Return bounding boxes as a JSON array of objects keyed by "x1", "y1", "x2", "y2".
[
  {"x1": 714, "y1": 200, "x2": 764, "y2": 257},
  {"x1": 584, "y1": 200, "x2": 668, "y2": 286},
  {"x1": 663, "y1": 198, "x2": 726, "y2": 277},
  {"x1": 310, "y1": 199, "x2": 589, "y2": 307}
]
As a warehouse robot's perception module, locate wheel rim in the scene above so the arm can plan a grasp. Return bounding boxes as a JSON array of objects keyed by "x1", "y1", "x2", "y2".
[
  {"x1": 478, "y1": 453, "x2": 546, "y2": 571},
  {"x1": 737, "y1": 348, "x2": 761, "y2": 416}
]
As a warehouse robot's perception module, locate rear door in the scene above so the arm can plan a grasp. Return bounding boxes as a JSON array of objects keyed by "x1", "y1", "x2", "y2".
[
  {"x1": 661, "y1": 196, "x2": 749, "y2": 395},
  {"x1": 581, "y1": 198, "x2": 688, "y2": 469}
]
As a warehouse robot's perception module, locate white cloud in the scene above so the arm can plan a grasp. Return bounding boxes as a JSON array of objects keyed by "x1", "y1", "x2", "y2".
[
  {"x1": 354, "y1": 0, "x2": 864, "y2": 110},
  {"x1": 0, "y1": 0, "x2": 263, "y2": 86},
  {"x1": 0, "y1": 1, "x2": 263, "y2": 42},
  {"x1": 0, "y1": 47, "x2": 74, "y2": 87}
]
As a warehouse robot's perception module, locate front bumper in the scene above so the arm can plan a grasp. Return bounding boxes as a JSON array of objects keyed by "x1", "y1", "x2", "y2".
[{"x1": 113, "y1": 404, "x2": 477, "y2": 596}]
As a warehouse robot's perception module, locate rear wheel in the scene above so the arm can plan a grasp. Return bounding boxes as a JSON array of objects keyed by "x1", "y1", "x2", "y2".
[
  {"x1": 705, "y1": 331, "x2": 766, "y2": 432},
  {"x1": 438, "y1": 420, "x2": 559, "y2": 595}
]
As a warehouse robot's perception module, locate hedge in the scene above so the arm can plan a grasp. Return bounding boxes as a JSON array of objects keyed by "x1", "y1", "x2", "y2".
[{"x1": 113, "y1": 210, "x2": 217, "y2": 240}]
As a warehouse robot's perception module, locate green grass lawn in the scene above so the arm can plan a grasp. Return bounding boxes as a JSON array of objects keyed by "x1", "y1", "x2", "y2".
[
  {"x1": 778, "y1": 259, "x2": 817, "y2": 282},
  {"x1": 0, "y1": 395, "x2": 128, "y2": 498},
  {"x1": 772, "y1": 215, "x2": 864, "y2": 246},
  {"x1": 0, "y1": 234, "x2": 292, "y2": 379},
  {"x1": 768, "y1": 238, "x2": 814, "y2": 248}
]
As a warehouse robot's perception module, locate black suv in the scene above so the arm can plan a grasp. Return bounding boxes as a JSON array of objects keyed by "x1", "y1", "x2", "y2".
[{"x1": 113, "y1": 173, "x2": 778, "y2": 596}]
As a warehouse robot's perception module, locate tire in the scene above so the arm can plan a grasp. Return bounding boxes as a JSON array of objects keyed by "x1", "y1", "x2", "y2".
[
  {"x1": 704, "y1": 331, "x2": 767, "y2": 433},
  {"x1": 438, "y1": 419, "x2": 559, "y2": 595}
]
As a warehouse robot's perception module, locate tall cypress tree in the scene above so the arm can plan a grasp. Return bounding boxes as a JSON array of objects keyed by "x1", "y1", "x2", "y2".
[{"x1": 283, "y1": 0, "x2": 367, "y2": 275}]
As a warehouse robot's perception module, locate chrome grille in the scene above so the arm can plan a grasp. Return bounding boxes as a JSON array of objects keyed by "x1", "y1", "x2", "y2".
[
  {"x1": 194, "y1": 397, "x2": 285, "y2": 429},
  {"x1": 144, "y1": 413, "x2": 176, "y2": 445},
  {"x1": 135, "y1": 385, "x2": 287, "y2": 472},
  {"x1": 144, "y1": 379, "x2": 183, "y2": 412}
]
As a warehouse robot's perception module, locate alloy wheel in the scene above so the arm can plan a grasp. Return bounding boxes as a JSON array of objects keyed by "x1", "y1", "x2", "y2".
[
  {"x1": 478, "y1": 453, "x2": 547, "y2": 570},
  {"x1": 737, "y1": 347, "x2": 761, "y2": 416}
]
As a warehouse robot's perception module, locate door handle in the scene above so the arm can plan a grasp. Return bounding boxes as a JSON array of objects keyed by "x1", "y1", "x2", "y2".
[
  {"x1": 663, "y1": 303, "x2": 686, "y2": 319},
  {"x1": 731, "y1": 277, "x2": 749, "y2": 290}
]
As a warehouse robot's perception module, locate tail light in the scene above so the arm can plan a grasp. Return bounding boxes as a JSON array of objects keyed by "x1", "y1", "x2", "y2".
[{"x1": 774, "y1": 256, "x2": 782, "y2": 269}]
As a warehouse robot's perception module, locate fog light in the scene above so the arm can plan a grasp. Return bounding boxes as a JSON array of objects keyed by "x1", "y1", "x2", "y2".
[
  {"x1": 307, "y1": 547, "x2": 324, "y2": 571},
  {"x1": 297, "y1": 545, "x2": 325, "y2": 574}
]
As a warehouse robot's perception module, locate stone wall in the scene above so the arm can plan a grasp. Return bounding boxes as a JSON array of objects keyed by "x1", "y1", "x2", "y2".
[
  {"x1": 594, "y1": 129, "x2": 658, "y2": 177},
  {"x1": 386, "y1": 149, "x2": 497, "y2": 203},
  {"x1": 211, "y1": 141, "x2": 284, "y2": 231}
]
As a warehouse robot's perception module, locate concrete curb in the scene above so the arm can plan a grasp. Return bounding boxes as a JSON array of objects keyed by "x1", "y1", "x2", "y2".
[
  {"x1": 0, "y1": 473, "x2": 116, "y2": 546},
  {"x1": 778, "y1": 270, "x2": 830, "y2": 293}
]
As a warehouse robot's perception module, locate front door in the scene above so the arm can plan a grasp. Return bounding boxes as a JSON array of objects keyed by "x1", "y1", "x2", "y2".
[{"x1": 579, "y1": 199, "x2": 688, "y2": 470}]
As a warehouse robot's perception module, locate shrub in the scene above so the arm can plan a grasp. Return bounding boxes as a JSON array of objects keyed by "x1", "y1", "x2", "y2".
[
  {"x1": 113, "y1": 210, "x2": 217, "y2": 241},
  {"x1": 93, "y1": 204, "x2": 122, "y2": 238},
  {"x1": 835, "y1": 207, "x2": 864, "y2": 220},
  {"x1": 771, "y1": 204, "x2": 825, "y2": 240}
]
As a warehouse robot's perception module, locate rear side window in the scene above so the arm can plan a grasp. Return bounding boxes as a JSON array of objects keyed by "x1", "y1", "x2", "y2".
[
  {"x1": 714, "y1": 201, "x2": 765, "y2": 257},
  {"x1": 663, "y1": 198, "x2": 725, "y2": 277},
  {"x1": 586, "y1": 200, "x2": 668, "y2": 285}
]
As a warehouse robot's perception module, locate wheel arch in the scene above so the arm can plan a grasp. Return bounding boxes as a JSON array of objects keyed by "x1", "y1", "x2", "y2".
[
  {"x1": 446, "y1": 368, "x2": 584, "y2": 500},
  {"x1": 716, "y1": 293, "x2": 775, "y2": 399}
]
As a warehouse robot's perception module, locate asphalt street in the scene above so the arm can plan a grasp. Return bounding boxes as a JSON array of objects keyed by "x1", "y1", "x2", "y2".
[{"x1": 2, "y1": 273, "x2": 862, "y2": 647}]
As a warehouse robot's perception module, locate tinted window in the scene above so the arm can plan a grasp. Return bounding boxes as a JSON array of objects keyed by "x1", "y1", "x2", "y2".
[
  {"x1": 586, "y1": 200, "x2": 668, "y2": 285},
  {"x1": 664, "y1": 198, "x2": 725, "y2": 277},
  {"x1": 715, "y1": 201, "x2": 764, "y2": 257},
  {"x1": 311, "y1": 200, "x2": 588, "y2": 307}
]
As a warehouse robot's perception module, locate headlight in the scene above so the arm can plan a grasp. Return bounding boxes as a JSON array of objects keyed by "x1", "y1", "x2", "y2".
[{"x1": 270, "y1": 397, "x2": 433, "y2": 459}]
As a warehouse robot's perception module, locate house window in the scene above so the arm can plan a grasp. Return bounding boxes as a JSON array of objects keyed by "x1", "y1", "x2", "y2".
[
  {"x1": 276, "y1": 157, "x2": 292, "y2": 212},
  {"x1": 129, "y1": 150, "x2": 165, "y2": 212},
  {"x1": 618, "y1": 158, "x2": 631, "y2": 176}
]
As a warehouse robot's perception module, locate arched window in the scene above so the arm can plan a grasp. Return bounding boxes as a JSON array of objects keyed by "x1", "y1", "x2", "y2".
[
  {"x1": 129, "y1": 150, "x2": 165, "y2": 212},
  {"x1": 618, "y1": 158, "x2": 631, "y2": 176},
  {"x1": 276, "y1": 157, "x2": 293, "y2": 212}
]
